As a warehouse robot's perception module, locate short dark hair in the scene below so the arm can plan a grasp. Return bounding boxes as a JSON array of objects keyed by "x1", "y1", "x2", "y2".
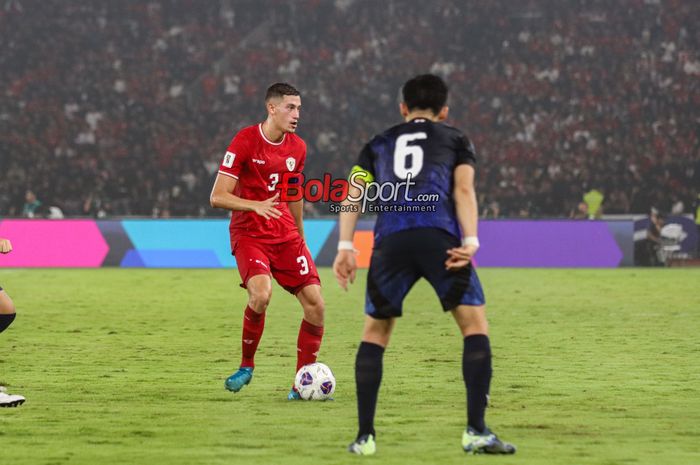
[
  {"x1": 265, "y1": 82, "x2": 300, "y2": 102},
  {"x1": 401, "y1": 74, "x2": 448, "y2": 114}
]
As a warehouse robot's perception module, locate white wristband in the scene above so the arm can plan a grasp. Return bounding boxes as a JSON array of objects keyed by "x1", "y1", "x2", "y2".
[
  {"x1": 462, "y1": 236, "x2": 480, "y2": 247},
  {"x1": 338, "y1": 240, "x2": 355, "y2": 251}
]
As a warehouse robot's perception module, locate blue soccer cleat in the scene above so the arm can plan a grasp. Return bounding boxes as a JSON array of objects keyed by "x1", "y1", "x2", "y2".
[
  {"x1": 224, "y1": 367, "x2": 253, "y2": 392},
  {"x1": 287, "y1": 387, "x2": 301, "y2": 400}
]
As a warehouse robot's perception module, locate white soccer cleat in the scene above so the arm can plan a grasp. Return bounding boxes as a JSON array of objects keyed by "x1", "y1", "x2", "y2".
[
  {"x1": 462, "y1": 426, "x2": 515, "y2": 454},
  {"x1": 348, "y1": 434, "x2": 376, "y2": 455},
  {"x1": 0, "y1": 386, "x2": 26, "y2": 407}
]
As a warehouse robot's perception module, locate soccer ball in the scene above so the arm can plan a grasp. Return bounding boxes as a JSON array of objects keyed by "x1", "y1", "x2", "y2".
[{"x1": 294, "y1": 362, "x2": 336, "y2": 400}]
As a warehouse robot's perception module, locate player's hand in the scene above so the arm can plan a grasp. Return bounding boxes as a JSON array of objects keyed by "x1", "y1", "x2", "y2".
[
  {"x1": 0, "y1": 238, "x2": 12, "y2": 254},
  {"x1": 333, "y1": 250, "x2": 357, "y2": 291},
  {"x1": 253, "y1": 193, "x2": 282, "y2": 220},
  {"x1": 445, "y1": 245, "x2": 478, "y2": 270}
]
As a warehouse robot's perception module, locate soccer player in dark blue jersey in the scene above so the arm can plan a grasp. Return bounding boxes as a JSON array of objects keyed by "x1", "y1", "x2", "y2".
[{"x1": 333, "y1": 74, "x2": 515, "y2": 455}]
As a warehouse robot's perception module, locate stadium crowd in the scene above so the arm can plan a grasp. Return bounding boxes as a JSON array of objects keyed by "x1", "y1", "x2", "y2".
[{"x1": 1, "y1": 0, "x2": 698, "y2": 218}]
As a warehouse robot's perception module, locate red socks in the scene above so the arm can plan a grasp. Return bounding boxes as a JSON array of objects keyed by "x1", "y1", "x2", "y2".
[
  {"x1": 240, "y1": 306, "x2": 265, "y2": 368},
  {"x1": 296, "y1": 319, "x2": 324, "y2": 371},
  {"x1": 239, "y1": 309, "x2": 323, "y2": 373}
]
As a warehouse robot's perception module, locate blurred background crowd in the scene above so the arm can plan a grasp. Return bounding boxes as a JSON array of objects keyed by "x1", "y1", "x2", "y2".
[{"x1": 1, "y1": 0, "x2": 698, "y2": 218}]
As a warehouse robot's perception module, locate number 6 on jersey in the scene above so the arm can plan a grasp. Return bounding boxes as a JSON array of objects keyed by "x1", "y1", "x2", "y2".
[{"x1": 393, "y1": 132, "x2": 427, "y2": 179}]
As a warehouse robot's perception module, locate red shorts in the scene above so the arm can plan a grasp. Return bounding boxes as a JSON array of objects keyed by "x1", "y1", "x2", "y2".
[{"x1": 233, "y1": 235, "x2": 321, "y2": 294}]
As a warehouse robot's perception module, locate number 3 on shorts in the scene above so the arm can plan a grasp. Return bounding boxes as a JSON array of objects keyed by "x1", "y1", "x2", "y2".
[{"x1": 297, "y1": 255, "x2": 309, "y2": 275}]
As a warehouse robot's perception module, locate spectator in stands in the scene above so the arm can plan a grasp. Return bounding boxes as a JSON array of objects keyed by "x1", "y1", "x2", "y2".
[{"x1": 21, "y1": 191, "x2": 42, "y2": 218}]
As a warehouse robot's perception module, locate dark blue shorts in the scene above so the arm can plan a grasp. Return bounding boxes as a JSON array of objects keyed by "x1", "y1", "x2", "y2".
[{"x1": 365, "y1": 227, "x2": 485, "y2": 319}]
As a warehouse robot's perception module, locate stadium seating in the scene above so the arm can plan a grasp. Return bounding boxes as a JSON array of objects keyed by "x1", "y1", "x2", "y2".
[{"x1": 1, "y1": 0, "x2": 697, "y2": 218}]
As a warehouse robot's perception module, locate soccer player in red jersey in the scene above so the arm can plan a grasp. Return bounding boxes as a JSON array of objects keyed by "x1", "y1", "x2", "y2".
[
  {"x1": 0, "y1": 237, "x2": 25, "y2": 407},
  {"x1": 210, "y1": 83, "x2": 325, "y2": 400}
]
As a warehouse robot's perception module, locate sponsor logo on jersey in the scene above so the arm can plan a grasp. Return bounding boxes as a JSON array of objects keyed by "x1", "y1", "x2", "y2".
[
  {"x1": 223, "y1": 151, "x2": 236, "y2": 168},
  {"x1": 286, "y1": 157, "x2": 296, "y2": 171},
  {"x1": 252, "y1": 158, "x2": 266, "y2": 165}
]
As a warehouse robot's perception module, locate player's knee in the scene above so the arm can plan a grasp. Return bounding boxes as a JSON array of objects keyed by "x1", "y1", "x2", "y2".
[
  {"x1": 0, "y1": 292, "x2": 15, "y2": 315},
  {"x1": 303, "y1": 297, "x2": 325, "y2": 326},
  {"x1": 461, "y1": 314, "x2": 488, "y2": 337},
  {"x1": 0, "y1": 294, "x2": 16, "y2": 333},
  {"x1": 362, "y1": 317, "x2": 394, "y2": 347},
  {"x1": 0, "y1": 302, "x2": 14, "y2": 314},
  {"x1": 464, "y1": 319, "x2": 488, "y2": 337},
  {"x1": 452, "y1": 305, "x2": 488, "y2": 337},
  {"x1": 248, "y1": 288, "x2": 272, "y2": 312},
  {"x1": 308, "y1": 293, "x2": 325, "y2": 312}
]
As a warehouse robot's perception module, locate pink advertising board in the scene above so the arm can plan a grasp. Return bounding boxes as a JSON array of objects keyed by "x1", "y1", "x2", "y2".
[{"x1": 0, "y1": 220, "x2": 108, "y2": 267}]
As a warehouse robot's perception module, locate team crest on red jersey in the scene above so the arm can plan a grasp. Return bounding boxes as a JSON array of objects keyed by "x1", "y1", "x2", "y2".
[{"x1": 286, "y1": 157, "x2": 296, "y2": 171}]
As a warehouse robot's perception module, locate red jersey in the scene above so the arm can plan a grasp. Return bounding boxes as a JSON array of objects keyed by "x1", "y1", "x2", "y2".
[{"x1": 218, "y1": 123, "x2": 306, "y2": 245}]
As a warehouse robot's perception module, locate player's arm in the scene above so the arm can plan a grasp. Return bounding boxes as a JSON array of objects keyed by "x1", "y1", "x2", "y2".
[
  {"x1": 209, "y1": 174, "x2": 281, "y2": 220},
  {"x1": 333, "y1": 165, "x2": 372, "y2": 291},
  {"x1": 0, "y1": 237, "x2": 12, "y2": 254},
  {"x1": 446, "y1": 163, "x2": 479, "y2": 270},
  {"x1": 288, "y1": 199, "x2": 305, "y2": 241}
]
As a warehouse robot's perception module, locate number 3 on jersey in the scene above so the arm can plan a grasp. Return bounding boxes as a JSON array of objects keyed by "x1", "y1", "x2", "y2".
[
  {"x1": 297, "y1": 255, "x2": 309, "y2": 275},
  {"x1": 268, "y1": 173, "x2": 279, "y2": 191},
  {"x1": 393, "y1": 132, "x2": 427, "y2": 179}
]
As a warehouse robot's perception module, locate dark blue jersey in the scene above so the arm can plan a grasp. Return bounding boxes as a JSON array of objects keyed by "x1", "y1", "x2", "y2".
[{"x1": 355, "y1": 118, "x2": 477, "y2": 244}]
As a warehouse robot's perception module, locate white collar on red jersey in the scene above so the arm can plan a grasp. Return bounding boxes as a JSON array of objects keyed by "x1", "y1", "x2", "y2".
[{"x1": 258, "y1": 123, "x2": 285, "y2": 146}]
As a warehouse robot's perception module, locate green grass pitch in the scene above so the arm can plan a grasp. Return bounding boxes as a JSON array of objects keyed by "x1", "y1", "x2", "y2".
[{"x1": 1, "y1": 268, "x2": 699, "y2": 465}]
